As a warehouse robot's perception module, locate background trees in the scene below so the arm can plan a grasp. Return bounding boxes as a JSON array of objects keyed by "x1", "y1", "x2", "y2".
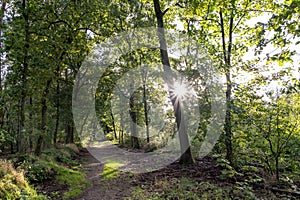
[{"x1": 1, "y1": 0, "x2": 108, "y2": 153}]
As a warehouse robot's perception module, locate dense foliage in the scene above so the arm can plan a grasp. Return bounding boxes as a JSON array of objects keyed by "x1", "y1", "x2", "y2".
[{"x1": 0, "y1": 0, "x2": 299, "y2": 199}]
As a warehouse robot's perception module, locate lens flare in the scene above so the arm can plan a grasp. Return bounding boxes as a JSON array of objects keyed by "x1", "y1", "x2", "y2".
[{"x1": 173, "y1": 81, "x2": 188, "y2": 98}]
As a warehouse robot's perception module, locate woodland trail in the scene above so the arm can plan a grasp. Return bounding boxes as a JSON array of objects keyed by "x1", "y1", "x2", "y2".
[
  {"x1": 72, "y1": 144, "x2": 220, "y2": 200},
  {"x1": 73, "y1": 149, "x2": 133, "y2": 200},
  {"x1": 71, "y1": 145, "x2": 288, "y2": 200}
]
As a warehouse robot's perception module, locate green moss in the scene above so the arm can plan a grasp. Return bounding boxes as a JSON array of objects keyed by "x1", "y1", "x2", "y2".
[
  {"x1": 44, "y1": 160, "x2": 90, "y2": 199},
  {"x1": 63, "y1": 188, "x2": 84, "y2": 199},
  {"x1": 6, "y1": 147, "x2": 89, "y2": 199},
  {"x1": 102, "y1": 160, "x2": 123, "y2": 181},
  {"x1": 41, "y1": 148, "x2": 89, "y2": 199}
]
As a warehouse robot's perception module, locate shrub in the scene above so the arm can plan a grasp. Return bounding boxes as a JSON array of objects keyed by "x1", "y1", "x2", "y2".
[
  {"x1": 24, "y1": 161, "x2": 55, "y2": 183},
  {"x1": 0, "y1": 159, "x2": 46, "y2": 199},
  {"x1": 42, "y1": 148, "x2": 78, "y2": 166}
]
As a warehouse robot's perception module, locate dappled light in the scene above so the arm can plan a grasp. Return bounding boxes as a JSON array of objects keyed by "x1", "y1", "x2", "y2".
[{"x1": 0, "y1": 0, "x2": 299, "y2": 199}]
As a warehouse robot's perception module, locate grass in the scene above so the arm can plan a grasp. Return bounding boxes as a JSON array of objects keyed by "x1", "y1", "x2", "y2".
[
  {"x1": 39, "y1": 146, "x2": 90, "y2": 199},
  {"x1": 57, "y1": 166, "x2": 90, "y2": 199},
  {"x1": 101, "y1": 159, "x2": 123, "y2": 181},
  {"x1": 39, "y1": 156, "x2": 90, "y2": 199}
]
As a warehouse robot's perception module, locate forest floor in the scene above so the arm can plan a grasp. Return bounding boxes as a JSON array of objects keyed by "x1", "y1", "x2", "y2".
[
  {"x1": 70, "y1": 148, "x2": 298, "y2": 200},
  {"x1": 35, "y1": 146, "x2": 299, "y2": 200},
  {"x1": 72, "y1": 148, "x2": 225, "y2": 200},
  {"x1": 2, "y1": 142, "x2": 299, "y2": 199},
  {"x1": 72, "y1": 148, "x2": 133, "y2": 200}
]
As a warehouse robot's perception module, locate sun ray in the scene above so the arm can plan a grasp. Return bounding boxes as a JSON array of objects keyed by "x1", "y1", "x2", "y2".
[
  {"x1": 173, "y1": 81, "x2": 188, "y2": 98},
  {"x1": 170, "y1": 80, "x2": 191, "y2": 102}
]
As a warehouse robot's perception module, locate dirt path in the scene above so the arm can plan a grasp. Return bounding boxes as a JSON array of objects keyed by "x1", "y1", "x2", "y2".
[
  {"x1": 73, "y1": 149, "x2": 133, "y2": 200},
  {"x1": 86, "y1": 141, "x2": 179, "y2": 173},
  {"x1": 72, "y1": 146, "x2": 220, "y2": 200},
  {"x1": 71, "y1": 148, "x2": 283, "y2": 200},
  {"x1": 71, "y1": 143, "x2": 220, "y2": 200}
]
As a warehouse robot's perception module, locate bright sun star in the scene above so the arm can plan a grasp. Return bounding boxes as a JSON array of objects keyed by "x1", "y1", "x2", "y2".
[{"x1": 172, "y1": 81, "x2": 188, "y2": 99}]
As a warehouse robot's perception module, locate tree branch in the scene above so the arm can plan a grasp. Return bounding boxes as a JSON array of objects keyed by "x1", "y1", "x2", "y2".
[
  {"x1": 175, "y1": 3, "x2": 184, "y2": 8},
  {"x1": 232, "y1": 0, "x2": 250, "y2": 32},
  {"x1": 279, "y1": 122, "x2": 298, "y2": 153},
  {"x1": 219, "y1": 10, "x2": 228, "y2": 65},
  {"x1": 162, "y1": 8, "x2": 169, "y2": 16}
]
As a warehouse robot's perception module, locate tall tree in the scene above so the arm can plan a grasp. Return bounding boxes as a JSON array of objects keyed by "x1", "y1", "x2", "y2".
[
  {"x1": 0, "y1": 0, "x2": 6, "y2": 129},
  {"x1": 153, "y1": 0, "x2": 194, "y2": 164},
  {"x1": 219, "y1": 3, "x2": 234, "y2": 164},
  {"x1": 17, "y1": 0, "x2": 30, "y2": 153}
]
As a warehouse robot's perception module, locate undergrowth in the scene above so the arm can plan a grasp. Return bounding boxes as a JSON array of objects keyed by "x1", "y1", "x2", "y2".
[
  {"x1": 3, "y1": 144, "x2": 89, "y2": 199},
  {"x1": 0, "y1": 159, "x2": 46, "y2": 200},
  {"x1": 129, "y1": 177, "x2": 258, "y2": 200}
]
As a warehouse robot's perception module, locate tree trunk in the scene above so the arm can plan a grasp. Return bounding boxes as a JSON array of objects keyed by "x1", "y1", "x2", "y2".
[
  {"x1": 64, "y1": 67, "x2": 75, "y2": 144},
  {"x1": 275, "y1": 155, "x2": 279, "y2": 181},
  {"x1": 65, "y1": 121, "x2": 74, "y2": 144},
  {"x1": 0, "y1": 0, "x2": 6, "y2": 129},
  {"x1": 71, "y1": 124, "x2": 74, "y2": 143},
  {"x1": 9, "y1": 126, "x2": 13, "y2": 154},
  {"x1": 19, "y1": 0, "x2": 30, "y2": 153},
  {"x1": 153, "y1": 0, "x2": 193, "y2": 164},
  {"x1": 219, "y1": 9, "x2": 234, "y2": 164},
  {"x1": 119, "y1": 94, "x2": 124, "y2": 145},
  {"x1": 142, "y1": 79, "x2": 150, "y2": 143},
  {"x1": 54, "y1": 66, "x2": 60, "y2": 144},
  {"x1": 28, "y1": 97, "x2": 33, "y2": 151},
  {"x1": 111, "y1": 111, "x2": 117, "y2": 140},
  {"x1": 129, "y1": 81, "x2": 140, "y2": 149},
  {"x1": 35, "y1": 79, "x2": 51, "y2": 156},
  {"x1": 65, "y1": 124, "x2": 70, "y2": 143}
]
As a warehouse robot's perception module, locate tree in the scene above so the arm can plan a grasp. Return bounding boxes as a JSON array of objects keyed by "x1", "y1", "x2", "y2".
[
  {"x1": 153, "y1": 0, "x2": 194, "y2": 164},
  {"x1": 173, "y1": 0, "x2": 276, "y2": 164},
  {"x1": 233, "y1": 82, "x2": 300, "y2": 180},
  {"x1": 0, "y1": 0, "x2": 6, "y2": 130}
]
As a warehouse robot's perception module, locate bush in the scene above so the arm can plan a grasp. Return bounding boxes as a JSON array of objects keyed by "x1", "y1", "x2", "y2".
[
  {"x1": 0, "y1": 159, "x2": 46, "y2": 199},
  {"x1": 12, "y1": 154, "x2": 55, "y2": 184},
  {"x1": 24, "y1": 161, "x2": 55, "y2": 183},
  {"x1": 42, "y1": 148, "x2": 78, "y2": 166},
  {"x1": 12, "y1": 154, "x2": 38, "y2": 168}
]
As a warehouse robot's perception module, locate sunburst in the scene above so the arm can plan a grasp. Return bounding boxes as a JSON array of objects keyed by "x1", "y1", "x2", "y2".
[{"x1": 173, "y1": 81, "x2": 188, "y2": 98}]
